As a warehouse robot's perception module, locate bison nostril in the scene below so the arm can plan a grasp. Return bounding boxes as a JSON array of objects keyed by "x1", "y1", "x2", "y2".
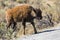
[
  {"x1": 40, "y1": 16, "x2": 42, "y2": 19},
  {"x1": 40, "y1": 17, "x2": 42, "y2": 19}
]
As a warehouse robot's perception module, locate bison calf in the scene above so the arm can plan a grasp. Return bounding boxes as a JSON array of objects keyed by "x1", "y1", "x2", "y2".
[{"x1": 5, "y1": 4, "x2": 42, "y2": 35}]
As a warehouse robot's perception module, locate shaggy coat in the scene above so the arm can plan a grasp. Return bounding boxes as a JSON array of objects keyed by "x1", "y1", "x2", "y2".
[{"x1": 5, "y1": 4, "x2": 42, "y2": 34}]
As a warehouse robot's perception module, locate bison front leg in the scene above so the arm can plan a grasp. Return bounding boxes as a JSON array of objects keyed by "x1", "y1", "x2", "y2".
[
  {"x1": 22, "y1": 20, "x2": 26, "y2": 35},
  {"x1": 30, "y1": 21, "x2": 37, "y2": 34}
]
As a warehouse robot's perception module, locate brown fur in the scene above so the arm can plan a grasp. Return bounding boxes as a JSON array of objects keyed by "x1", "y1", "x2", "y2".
[{"x1": 5, "y1": 4, "x2": 42, "y2": 34}]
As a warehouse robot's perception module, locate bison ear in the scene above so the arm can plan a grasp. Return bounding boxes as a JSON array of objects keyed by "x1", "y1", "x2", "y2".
[
  {"x1": 36, "y1": 9, "x2": 42, "y2": 16},
  {"x1": 36, "y1": 9, "x2": 42, "y2": 13}
]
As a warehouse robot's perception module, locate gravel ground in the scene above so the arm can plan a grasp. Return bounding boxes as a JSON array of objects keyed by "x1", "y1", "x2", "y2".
[{"x1": 12, "y1": 23, "x2": 60, "y2": 40}]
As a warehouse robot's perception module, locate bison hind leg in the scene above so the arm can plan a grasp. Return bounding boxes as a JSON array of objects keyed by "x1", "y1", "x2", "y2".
[
  {"x1": 6, "y1": 22, "x2": 12, "y2": 29},
  {"x1": 12, "y1": 21, "x2": 17, "y2": 32}
]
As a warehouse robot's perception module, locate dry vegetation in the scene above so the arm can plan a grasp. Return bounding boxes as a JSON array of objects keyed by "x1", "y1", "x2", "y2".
[{"x1": 0, "y1": 0, "x2": 60, "y2": 40}]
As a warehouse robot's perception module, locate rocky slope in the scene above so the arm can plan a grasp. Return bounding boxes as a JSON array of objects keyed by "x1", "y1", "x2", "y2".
[{"x1": 0, "y1": 0, "x2": 60, "y2": 39}]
